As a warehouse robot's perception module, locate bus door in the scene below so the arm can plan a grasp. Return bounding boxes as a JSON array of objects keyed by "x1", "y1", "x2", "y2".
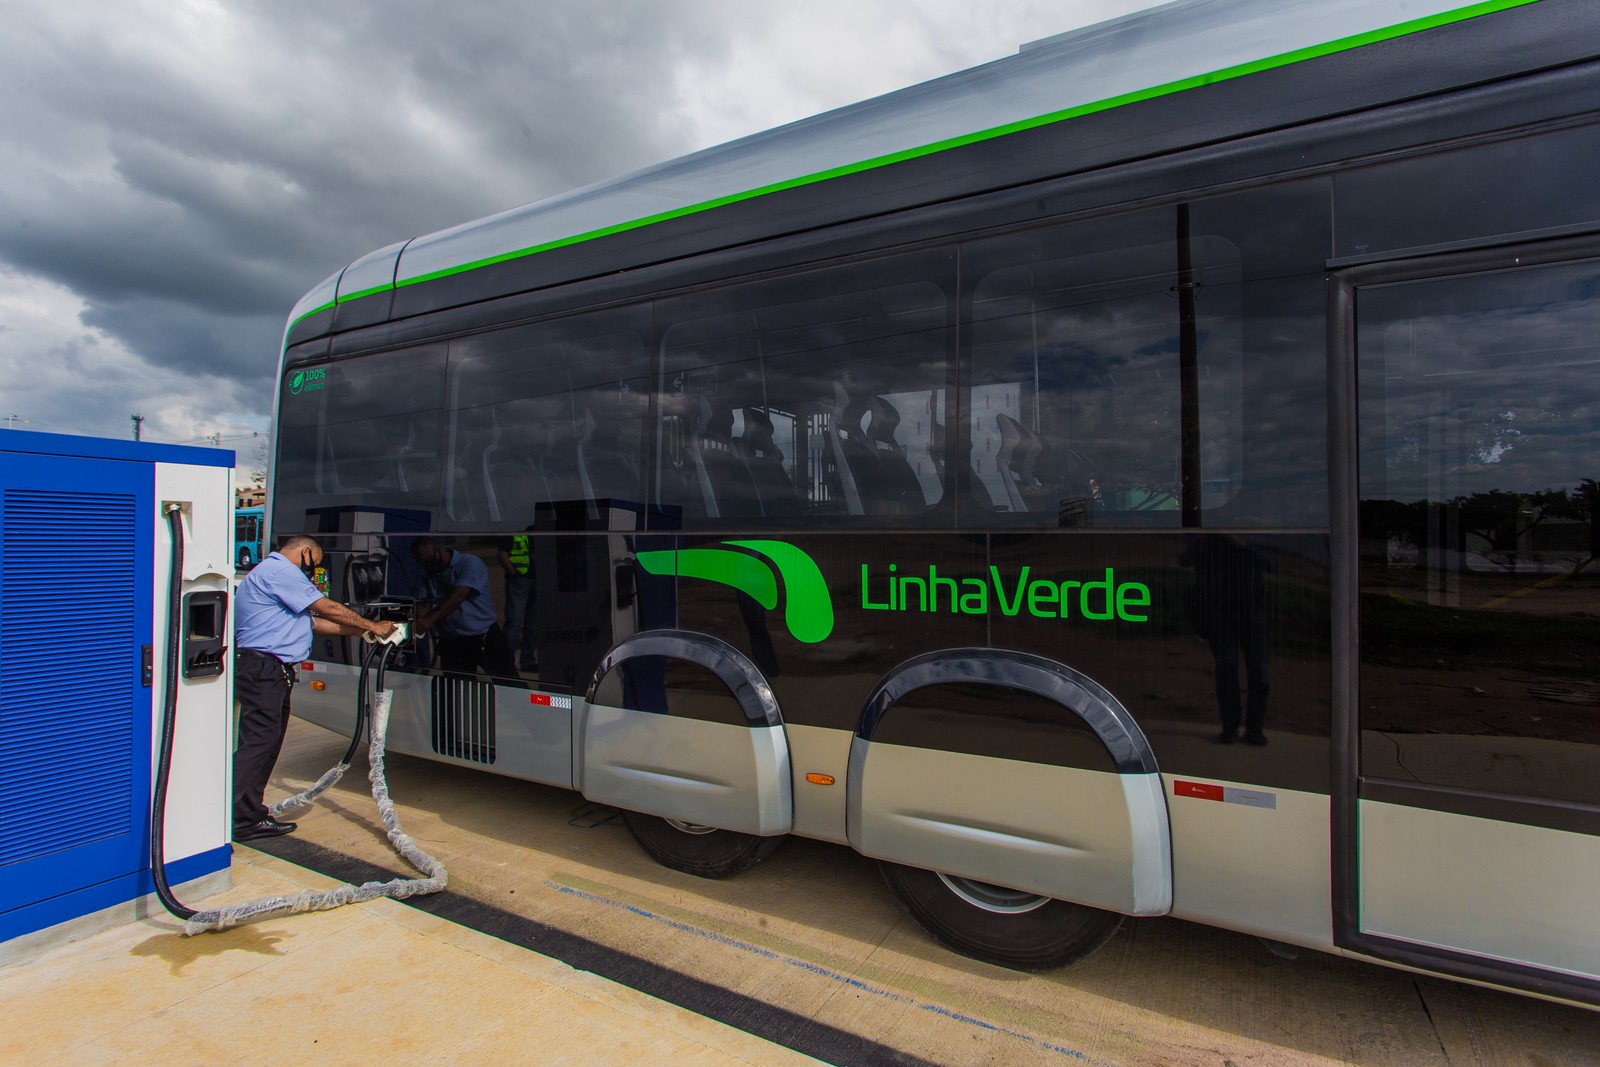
[{"x1": 1336, "y1": 241, "x2": 1600, "y2": 1001}]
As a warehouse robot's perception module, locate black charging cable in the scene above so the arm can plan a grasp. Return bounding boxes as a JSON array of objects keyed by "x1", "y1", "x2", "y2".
[{"x1": 150, "y1": 504, "x2": 197, "y2": 920}]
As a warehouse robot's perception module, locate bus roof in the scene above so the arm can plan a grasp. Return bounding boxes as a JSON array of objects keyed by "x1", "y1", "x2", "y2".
[{"x1": 288, "y1": 0, "x2": 1538, "y2": 332}]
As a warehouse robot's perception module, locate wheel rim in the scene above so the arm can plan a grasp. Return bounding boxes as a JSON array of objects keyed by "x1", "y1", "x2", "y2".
[
  {"x1": 664, "y1": 818, "x2": 718, "y2": 835},
  {"x1": 936, "y1": 873, "x2": 1051, "y2": 915}
]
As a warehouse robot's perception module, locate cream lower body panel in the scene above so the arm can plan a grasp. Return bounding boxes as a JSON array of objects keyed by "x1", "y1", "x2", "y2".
[
  {"x1": 290, "y1": 666, "x2": 574, "y2": 788},
  {"x1": 848, "y1": 742, "x2": 1172, "y2": 916},
  {"x1": 1164, "y1": 776, "x2": 1333, "y2": 949},
  {"x1": 785, "y1": 724, "x2": 853, "y2": 844},
  {"x1": 579, "y1": 705, "x2": 792, "y2": 836},
  {"x1": 1360, "y1": 801, "x2": 1600, "y2": 980}
]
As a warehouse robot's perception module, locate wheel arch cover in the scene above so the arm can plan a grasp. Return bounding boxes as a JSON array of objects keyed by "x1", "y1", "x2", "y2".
[
  {"x1": 582, "y1": 628, "x2": 792, "y2": 836},
  {"x1": 587, "y1": 628, "x2": 782, "y2": 728},
  {"x1": 848, "y1": 647, "x2": 1172, "y2": 916},
  {"x1": 854, "y1": 647, "x2": 1159, "y2": 773}
]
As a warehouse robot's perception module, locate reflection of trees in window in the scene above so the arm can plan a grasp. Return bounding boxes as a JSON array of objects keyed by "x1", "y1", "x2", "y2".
[
  {"x1": 1357, "y1": 259, "x2": 1600, "y2": 782},
  {"x1": 1362, "y1": 483, "x2": 1595, "y2": 579},
  {"x1": 1360, "y1": 261, "x2": 1600, "y2": 583}
]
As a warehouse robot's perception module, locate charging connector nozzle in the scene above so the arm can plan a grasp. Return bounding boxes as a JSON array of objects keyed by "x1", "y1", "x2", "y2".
[{"x1": 364, "y1": 621, "x2": 409, "y2": 647}]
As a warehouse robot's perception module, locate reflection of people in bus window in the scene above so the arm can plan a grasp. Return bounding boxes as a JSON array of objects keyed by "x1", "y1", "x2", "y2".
[
  {"x1": 1183, "y1": 534, "x2": 1273, "y2": 746},
  {"x1": 497, "y1": 524, "x2": 537, "y2": 673},
  {"x1": 412, "y1": 538, "x2": 518, "y2": 680}
]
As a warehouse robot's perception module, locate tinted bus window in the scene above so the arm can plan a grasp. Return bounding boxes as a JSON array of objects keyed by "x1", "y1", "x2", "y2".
[
  {"x1": 963, "y1": 210, "x2": 1242, "y2": 527},
  {"x1": 1187, "y1": 178, "x2": 1333, "y2": 527},
  {"x1": 1358, "y1": 257, "x2": 1600, "y2": 806},
  {"x1": 274, "y1": 345, "x2": 445, "y2": 533},
  {"x1": 442, "y1": 311, "x2": 650, "y2": 529},
  {"x1": 658, "y1": 261, "x2": 951, "y2": 525}
]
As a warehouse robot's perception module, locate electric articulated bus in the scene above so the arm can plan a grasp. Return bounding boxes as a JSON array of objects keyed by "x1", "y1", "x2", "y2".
[{"x1": 270, "y1": 0, "x2": 1600, "y2": 1005}]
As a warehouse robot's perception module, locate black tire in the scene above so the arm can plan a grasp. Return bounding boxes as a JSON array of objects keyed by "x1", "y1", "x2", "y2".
[
  {"x1": 620, "y1": 810, "x2": 783, "y2": 878},
  {"x1": 878, "y1": 861, "x2": 1123, "y2": 970},
  {"x1": 238, "y1": 547, "x2": 252, "y2": 568}
]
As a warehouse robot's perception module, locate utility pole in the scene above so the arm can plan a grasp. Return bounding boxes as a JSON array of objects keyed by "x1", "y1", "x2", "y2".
[{"x1": 131, "y1": 414, "x2": 144, "y2": 441}]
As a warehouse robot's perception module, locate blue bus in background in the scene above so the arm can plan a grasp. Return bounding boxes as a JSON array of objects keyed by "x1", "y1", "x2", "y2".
[{"x1": 234, "y1": 506, "x2": 264, "y2": 568}]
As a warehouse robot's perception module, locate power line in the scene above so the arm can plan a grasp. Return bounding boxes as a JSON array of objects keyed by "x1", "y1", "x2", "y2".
[
  {"x1": 184, "y1": 430, "x2": 266, "y2": 444},
  {"x1": 10, "y1": 417, "x2": 118, "y2": 437}
]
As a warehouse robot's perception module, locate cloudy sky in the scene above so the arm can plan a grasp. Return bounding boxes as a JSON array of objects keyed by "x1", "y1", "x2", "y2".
[{"x1": 0, "y1": 0, "x2": 1164, "y2": 459}]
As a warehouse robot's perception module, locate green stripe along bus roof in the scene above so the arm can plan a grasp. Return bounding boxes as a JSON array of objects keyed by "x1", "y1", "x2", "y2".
[{"x1": 289, "y1": 0, "x2": 1540, "y2": 334}]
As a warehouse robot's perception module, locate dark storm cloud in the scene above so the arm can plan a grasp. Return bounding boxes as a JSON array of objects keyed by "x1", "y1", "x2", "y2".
[
  {"x1": 0, "y1": 2, "x2": 709, "y2": 384},
  {"x1": 78, "y1": 299, "x2": 283, "y2": 382},
  {"x1": 0, "y1": 0, "x2": 1139, "y2": 442}
]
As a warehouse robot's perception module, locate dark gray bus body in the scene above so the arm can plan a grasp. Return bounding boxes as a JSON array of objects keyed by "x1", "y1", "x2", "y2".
[{"x1": 273, "y1": 0, "x2": 1600, "y2": 1004}]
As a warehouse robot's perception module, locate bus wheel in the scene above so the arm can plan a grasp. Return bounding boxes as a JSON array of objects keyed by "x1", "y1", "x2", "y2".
[
  {"x1": 620, "y1": 810, "x2": 782, "y2": 879},
  {"x1": 878, "y1": 861, "x2": 1122, "y2": 970},
  {"x1": 237, "y1": 547, "x2": 251, "y2": 568}
]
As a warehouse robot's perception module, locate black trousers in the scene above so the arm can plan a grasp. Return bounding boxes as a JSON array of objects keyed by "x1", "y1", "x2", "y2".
[
  {"x1": 1208, "y1": 619, "x2": 1270, "y2": 740},
  {"x1": 233, "y1": 649, "x2": 295, "y2": 829}
]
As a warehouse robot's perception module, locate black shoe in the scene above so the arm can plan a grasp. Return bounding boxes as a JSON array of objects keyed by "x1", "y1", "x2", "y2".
[
  {"x1": 1242, "y1": 732, "x2": 1269, "y2": 747},
  {"x1": 234, "y1": 817, "x2": 297, "y2": 841},
  {"x1": 1215, "y1": 730, "x2": 1237, "y2": 745}
]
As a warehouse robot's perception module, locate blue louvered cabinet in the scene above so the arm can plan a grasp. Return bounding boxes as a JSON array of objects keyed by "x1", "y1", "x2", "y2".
[{"x1": 0, "y1": 450, "x2": 154, "y2": 927}]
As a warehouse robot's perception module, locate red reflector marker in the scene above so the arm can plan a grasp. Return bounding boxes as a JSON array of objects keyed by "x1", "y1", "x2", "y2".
[{"x1": 1174, "y1": 780, "x2": 1225, "y2": 802}]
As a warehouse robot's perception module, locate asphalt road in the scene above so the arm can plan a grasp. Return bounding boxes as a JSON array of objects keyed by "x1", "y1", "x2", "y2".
[{"x1": 255, "y1": 716, "x2": 1600, "y2": 1067}]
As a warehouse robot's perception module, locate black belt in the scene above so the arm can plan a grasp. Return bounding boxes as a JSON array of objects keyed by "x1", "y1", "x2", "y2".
[{"x1": 239, "y1": 647, "x2": 299, "y2": 686}]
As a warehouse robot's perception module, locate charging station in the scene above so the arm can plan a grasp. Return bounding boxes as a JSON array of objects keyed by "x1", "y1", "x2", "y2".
[{"x1": 0, "y1": 429, "x2": 235, "y2": 956}]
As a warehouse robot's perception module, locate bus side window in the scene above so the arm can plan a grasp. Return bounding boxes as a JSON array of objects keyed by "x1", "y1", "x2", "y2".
[
  {"x1": 962, "y1": 209, "x2": 1242, "y2": 528},
  {"x1": 576, "y1": 381, "x2": 645, "y2": 505},
  {"x1": 444, "y1": 318, "x2": 649, "y2": 527},
  {"x1": 1357, "y1": 257, "x2": 1600, "y2": 805},
  {"x1": 659, "y1": 272, "x2": 950, "y2": 525},
  {"x1": 278, "y1": 344, "x2": 445, "y2": 518}
]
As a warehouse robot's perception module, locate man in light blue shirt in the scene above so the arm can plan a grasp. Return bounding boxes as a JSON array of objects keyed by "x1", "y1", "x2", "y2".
[
  {"x1": 412, "y1": 537, "x2": 516, "y2": 678},
  {"x1": 233, "y1": 535, "x2": 395, "y2": 841}
]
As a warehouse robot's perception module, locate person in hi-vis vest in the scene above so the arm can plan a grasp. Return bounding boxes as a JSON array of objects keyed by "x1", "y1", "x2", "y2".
[{"x1": 497, "y1": 525, "x2": 537, "y2": 673}]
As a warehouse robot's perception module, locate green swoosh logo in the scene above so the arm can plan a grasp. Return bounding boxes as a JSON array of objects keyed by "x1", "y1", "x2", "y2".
[{"x1": 635, "y1": 539, "x2": 833, "y2": 644}]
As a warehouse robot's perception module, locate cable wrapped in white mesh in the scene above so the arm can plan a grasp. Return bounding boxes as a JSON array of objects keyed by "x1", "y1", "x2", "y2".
[
  {"x1": 268, "y1": 761, "x2": 349, "y2": 816},
  {"x1": 366, "y1": 690, "x2": 448, "y2": 894},
  {"x1": 183, "y1": 684, "x2": 445, "y2": 934}
]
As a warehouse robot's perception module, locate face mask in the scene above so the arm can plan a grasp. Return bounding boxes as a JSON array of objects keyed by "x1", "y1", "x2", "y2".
[{"x1": 299, "y1": 551, "x2": 318, "y2": 580}]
